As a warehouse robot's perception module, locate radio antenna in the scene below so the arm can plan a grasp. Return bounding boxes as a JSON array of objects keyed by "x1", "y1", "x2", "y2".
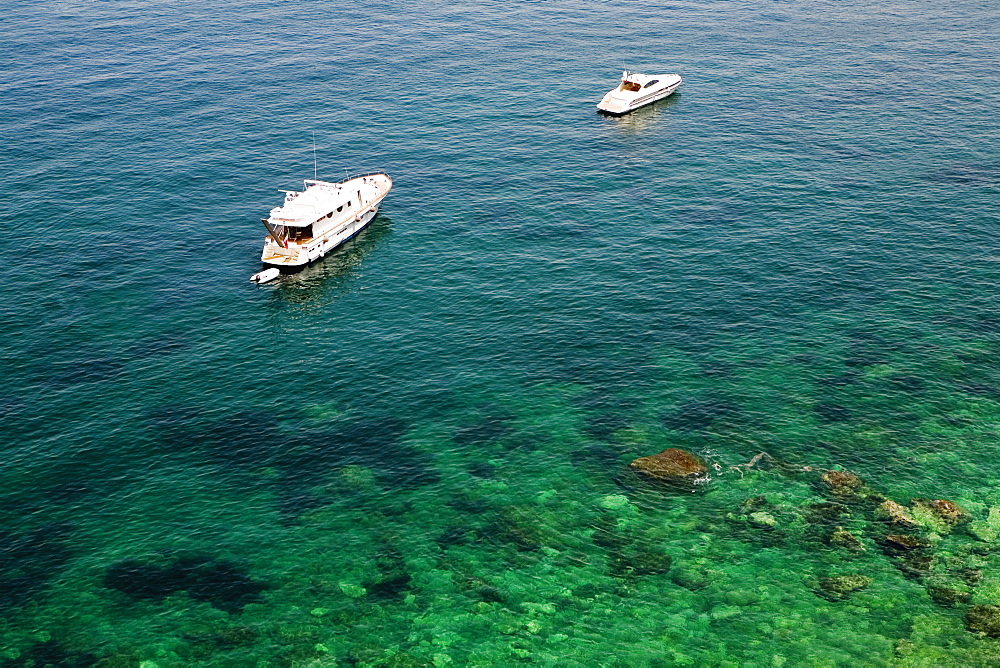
[{"x1": 312, "y1": 131, "x2": 318, "y2": 180}]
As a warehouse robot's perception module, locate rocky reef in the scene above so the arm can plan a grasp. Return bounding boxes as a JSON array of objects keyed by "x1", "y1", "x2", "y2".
[
  {"x1": 965, "y1": 605, "x2": 1000, "y2": 637},
  {"x1": 817, "y1": 574, "x2": 873, "y2": 600},
  {"x1": 627, "y1": 448, "x2": 710, "y2": 492}
]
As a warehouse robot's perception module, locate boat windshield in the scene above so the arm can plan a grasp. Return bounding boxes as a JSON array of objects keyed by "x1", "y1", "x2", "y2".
[{"x1": 621, "y1": 81, "x2": 641, "y2": 92}]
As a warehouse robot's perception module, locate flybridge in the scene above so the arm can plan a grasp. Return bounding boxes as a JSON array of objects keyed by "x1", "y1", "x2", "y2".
[{"x1": 269, "y1": 181, "x2": 352, "y2": 226}]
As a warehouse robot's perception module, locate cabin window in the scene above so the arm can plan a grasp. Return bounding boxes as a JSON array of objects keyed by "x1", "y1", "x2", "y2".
[
  {"x1": 337, "y1": 204, "x2": 344, "y2": 212},
  {"x1": 622, "y1": 81, "x2": 641, "y2": 92},
  {"x1": 643, "y1": 79, "x2": 659, "y2": 88}
]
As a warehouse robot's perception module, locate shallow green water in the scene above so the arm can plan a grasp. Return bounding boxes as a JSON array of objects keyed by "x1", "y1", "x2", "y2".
[{"x1": 2, "y1": 0, "x2": 1000, "y2": 665}]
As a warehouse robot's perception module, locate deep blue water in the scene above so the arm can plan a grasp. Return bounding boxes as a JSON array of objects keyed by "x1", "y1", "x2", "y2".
[{"x1": 2, "y1": 0, "x2": 1000, "y2": 665}]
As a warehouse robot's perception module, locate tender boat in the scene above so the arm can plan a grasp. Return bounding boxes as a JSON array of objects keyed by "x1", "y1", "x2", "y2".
[
  {"x1": 259, "y1": 172, "x2": 392, "y2": 268},
  {"x1": 597, "y1": 70, "x2": 682, "y2": 115},
  {"x1": 250, "y1": 267, "x2": 281, "y2": 284}
]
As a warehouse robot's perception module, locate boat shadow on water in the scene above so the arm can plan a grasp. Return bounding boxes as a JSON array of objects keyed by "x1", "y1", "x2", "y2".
[{"x1": 263, "y1": 214, "x2": 393, "y2": 309}]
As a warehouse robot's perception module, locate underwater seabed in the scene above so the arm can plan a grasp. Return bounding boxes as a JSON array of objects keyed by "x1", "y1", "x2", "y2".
[{"x1": 4, "y1": 301, "x2": 1000, "y2": 666}]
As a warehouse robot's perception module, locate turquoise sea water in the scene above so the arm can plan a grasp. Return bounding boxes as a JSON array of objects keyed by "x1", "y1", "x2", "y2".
[{"x1": 3, "y1": 0, "x2": 1000, "y2": 664}]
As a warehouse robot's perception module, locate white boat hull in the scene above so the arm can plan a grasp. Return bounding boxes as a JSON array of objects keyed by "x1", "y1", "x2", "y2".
[
  {"x1": 261, "y1": 173, "x2": 391, "y2": 267},
  {"x1": 597, "y1": 72, "x2": 682, "y2": 115}
]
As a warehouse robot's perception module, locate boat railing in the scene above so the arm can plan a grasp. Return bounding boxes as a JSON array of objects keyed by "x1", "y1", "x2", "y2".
[
  {"x1": 339, "y1": 171, "x2": 389, "y2": 184},
  {"x1": 305, "y1": 172, "x2": 390, "y2": 188}
]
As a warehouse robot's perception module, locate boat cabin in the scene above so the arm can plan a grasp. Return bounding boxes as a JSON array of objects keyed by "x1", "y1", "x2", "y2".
[
  {"x1": 264, "y1": 180, "x2": 359, "y2": 242},
  {"x1": 620, "y1": 72, "x2": 663, "y2": 93}
]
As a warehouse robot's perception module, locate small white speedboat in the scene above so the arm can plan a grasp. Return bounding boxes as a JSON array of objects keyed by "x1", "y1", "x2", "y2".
[
  {"x1": 260, "y1": 172, "x2": 392, "y2": 267},
  {"x1": 597, "y1": 70, "x2": 682, "y2": 115}
]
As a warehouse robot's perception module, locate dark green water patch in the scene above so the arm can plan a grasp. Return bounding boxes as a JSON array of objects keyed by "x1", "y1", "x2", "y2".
[
  {"x1": 572, "y1": 441, "x2": 630, "y2": 471},
  {"x1": 363, "y1": 545, "x2": 413, "y2": 602},
  {"x1": 125, "y1": 331, "x2": 191, "y2": 359},
  {"x1": 815, "y1": 402, "x2": 851, "y2": 422},
  {"x1": 818, "y1": 371, "x2": 861, "y2": 387},
  {"x1": 275, "y1": 491, "x2": 330, "y2": 523},
  {"x1": 582, "y1": 410, "x2": 630, "y2": 438},
  {"x1": 924, "y1": 163, "x2": 1000, "y2": 187},
  {"x1": 481, "y1": 505, "x2": 563, "y2": 553},
  {"x1": 103, "y1": 554, "x2": 266, "y2": 613},
  {"x1": 150, "y1": 407, "x2": 439, "y2": 499},
  {"x1": 959, "y1": 383, "x2": 1000, "y2": 401},
  {"x1": 0, "y1": 395, "x2": 26, "y2": 420},
  {"x1": 452, "y1": 407, "x2": 515, "y2": 447},
  {"x1": 435, "y1": 526, "x2": 476, "y2": 549},
  {"x1": 183, "y1": 626, "x2": 259, "y2": 661},
  {"x1": 0, "y1": 523, "x2": 75, "y2": 610},
  {"x1": 44, "y1": 356, "x2": 125, "y2": 388},
  {"x1": 0, "y1": 640, "x2": 97, "y2": 668},
  {"x1": 662, "y1": 395, "x2": 741, "y2": 432}
]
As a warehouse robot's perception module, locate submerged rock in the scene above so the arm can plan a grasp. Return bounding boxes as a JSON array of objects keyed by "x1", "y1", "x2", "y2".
[
  {"x1": 486, "y1": 505, "x2": 557, "y2": 552},
  {"x1": 817, "y1": 469, "x2": 864, "y2": 499},
  {"x1": 969, "y1": 506, "x2": 1000, "y2": 543},
  {"x1": 897, "y1": 554, "x2": 935, "y2": 579},
  {"x1": 671, "y1": 566, "x2": 711, "y2": 591},
  {"x1": 738, "y1": 496, "x2": 768, "y2": 514},
  {"x1": 723, "y1": 589, "x2": 762, "y2": 607},
  {"x1": 874, "y1": 500, "x2": 919, "y2": 528},
  {"x1": 911, "y1": 499, "x2": 969, "y2": 529},
  {"x1": 817, "y1": 574, "x2": 872, "y2": 600},
  {"x1": 966, "y1": 604, "x2": 1000, "y2": 637},
  {"x1": 926, "y1": 583, "x2": 971, "y2": 607},
  {"x1": 881, "y1": 534, "x2": 932, "y2": 552},
  {"x1": 829, "y1": 526, "x2": 864, "y2": 552},
  {"x1": 805, "y1": 502, "x2": 849, "y2": 524},
  {"x1": 814, "y1": 402, "x2": 851, "y2": 422},
  {"x1": 961, "y1": 568, "x2": 984, "y2": 587},
  {"x1": 351, "y1": 644, "x2": 426, "y2": 667},
  {"x1": 628, "y1": 448, "x2": 709, "y2": 492},
  {"x1": 880, "y1": 537, "x2": 937, "y2": 579},
  {"x1": 436, "y1": 526, "x2": 475, "y2": 548},
  {"x1": 748, "y1": 511, "x2": 777, "y2": 530},
  {"x1": 591, "y1": 514, "x2": 632, "y2": 549},
  {"x1": 632, "y1": 550, "x2": 673, "y2": 575},
  {"x1": 8, "y1": 641, "x2": 97, "y2": 668},
  {"x1": 608, "y1": 549, "x2": 673, "y2": 578},
  {"x1": 662, "y1": 397, "x2": 739, "y2": 432}
]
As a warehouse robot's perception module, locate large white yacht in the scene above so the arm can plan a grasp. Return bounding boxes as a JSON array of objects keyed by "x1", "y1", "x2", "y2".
[
  {"x1": 260, "y1": 172, "x2": 392, "y2": 268},
  {"x1": 597, "y1": 71, "x2": 682, "y2": 115}
]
